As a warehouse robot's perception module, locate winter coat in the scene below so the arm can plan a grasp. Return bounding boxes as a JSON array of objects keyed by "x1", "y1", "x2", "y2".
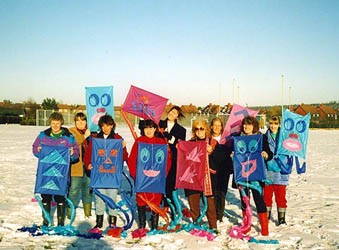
[
  {"x1": 68, "y1": 127, "x2": 88, "y2": 177},
  {"x1": 265, "y1": 129, "x2": 290, "y2": 185},
  {"x1": 128, "y1": 136, "x2": 171, "y2": 206},
  {"x1": 213, "y1": 142, "x2": 233, "y2": 192},
  {"x1": 32, "y1": 127, "x2": 79, "y2": 163},
  {"x1": 159, "y1": 119, "x2": 186, "y2": 191}
]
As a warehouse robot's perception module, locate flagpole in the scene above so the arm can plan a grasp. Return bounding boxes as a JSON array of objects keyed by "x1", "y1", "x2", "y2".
[
  {"x1": 281, "y1": 74, "x2": 284, "y2": 115},
  {"x1": 232, "y1": 79, "x2": 235, "y2": 104}
]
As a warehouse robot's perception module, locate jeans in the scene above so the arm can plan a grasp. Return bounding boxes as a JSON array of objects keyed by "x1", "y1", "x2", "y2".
[
  {"x1": 68, "y1": 175, "x2": 92, "y2": 207},
  {"x1": 95, "y1": 188, "x2": 118, "y2": 216}
]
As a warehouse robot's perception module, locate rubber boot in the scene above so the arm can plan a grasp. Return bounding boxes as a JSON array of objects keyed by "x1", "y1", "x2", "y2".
[
  {"x1": 84, "y1": 203, "x2": 92, "y2": 217},
  {"x1": 278, "y1": 208, "x2": 287, "y2": 225},
  {"x1": 94, "y1": 215, "x2": 104, "y2": 229},
  {"x1": 151, "y1": 211, "x2": 159, "y2": 230},
  {"x1": 242, "y1": 211, "x2": 251, "y2": 234},
  {"x1": 109, "y1": 215, "x2": 117, "y2": 227},
  {"x1": 258, "y1": 212, "x2": 269, "y2": 236},
  {"x1": 137, "y1": 206, "x2": 146, "y2": 229},
  {"x1": 67, "y1": 207, "x2": 72, "y2": 220},
  {"x1": 42, "y1": 202, "x2": 51, "y2": 226},
  {"x1": 267, "y1": 206, "x2": 272, "y2": 220},
  {"x1": 57, "y1": 202, "x2": 66, "y2": 226}
]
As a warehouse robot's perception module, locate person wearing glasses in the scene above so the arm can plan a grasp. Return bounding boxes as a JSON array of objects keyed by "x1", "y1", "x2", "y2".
[
  {"x1": 263, "y1": 116, "x2": 289, "y2": 225},
  {"x1": 210, "y1": 117, "x2": 233, "y2": 223},
  {"x1": 184, "y1": 119, "x2": 218, "y2": 232},
  {"x1": 159, "y1": 106, "x2": 186, "y2": 220}
]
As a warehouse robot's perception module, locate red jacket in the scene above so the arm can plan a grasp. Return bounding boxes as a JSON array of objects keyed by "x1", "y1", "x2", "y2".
[
  {"x1": 128, "y1": 136, "x2": 171, "y2": 206},
  {"x1": 84, "y1": 131, "x2": 128, "y2": 170}
]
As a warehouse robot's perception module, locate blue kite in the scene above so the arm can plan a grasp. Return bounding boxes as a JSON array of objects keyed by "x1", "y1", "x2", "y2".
[
  {"x1": 90, "y1": 138, "x2": 123, "y2": 189},
  {"x1": 233, "y1": 134, "x2": 266, "y2": 183},
  {"x1": 86, "y1": 86, "x2": 114, "y2": 132},
  {"x1": 276, "y1": 110, "x2": 310, "y2": 174},
  {"x1": 34, "y1": 145, "x2": 70, "y2": 196},
  {"x1": 135, "y1": 142, "x2": 168, "y2": 194}
]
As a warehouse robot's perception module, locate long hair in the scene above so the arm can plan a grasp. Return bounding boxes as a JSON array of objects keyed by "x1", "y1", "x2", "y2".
[
  {"x1": 210, "y1": 117, "x2": 224, "y2": 136},
  {"x1": 191, "y1": 119, "x2": 210, "y2": 140},
  {"x1": 168, "y1": 105, "x2": 185, "y2": 120}
]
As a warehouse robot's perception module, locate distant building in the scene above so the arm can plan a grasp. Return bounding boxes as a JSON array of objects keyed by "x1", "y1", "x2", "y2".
[
  {"x1": 180, "y1": 104, "x2": 199, "y2": 114},
  {"x1": 294, "y1": 103, "x2": 319, "y2": 119},
  {"x1": 317, "y1": 104, "x2": 337, "y2": 120}
]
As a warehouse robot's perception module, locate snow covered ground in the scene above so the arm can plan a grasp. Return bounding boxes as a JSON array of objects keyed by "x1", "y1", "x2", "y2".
[{"x1": 0, "y1": 124, "x2": 338, "y2": 249}]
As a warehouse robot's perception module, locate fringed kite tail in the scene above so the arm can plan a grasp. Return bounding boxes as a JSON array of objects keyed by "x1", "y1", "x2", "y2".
[
  {"x1": 295, "y1": 157, "x2": 306, "y2": 174},
  {"x1": 93, "y1": 189, "x2": 134, "y2": 231},
  {"x1": 66, "y1": 197, "x2": 75, "y2": 226},
  {"x1": 35, "y1": 195, "x2": 52, "y2": 227},
  {"x1": 196, "y1": 195, "x2": 208, "y2": 224},
  {"x1": 137, "y1": 193, "x2": 170, "y2": 230}
]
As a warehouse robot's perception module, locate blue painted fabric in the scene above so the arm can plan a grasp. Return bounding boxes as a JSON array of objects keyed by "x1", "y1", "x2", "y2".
[
  {"x1": 90, "y1": 138, "x2": 123, "y2": 189},
  {"x1": 265, "y1": 129, "x2": 290, "y2": 185},
  {"x1": 276, "y1": 110, "x2": 310, "y2": 159},
  {"x1": 85, "y1": 86, "x2": 114, "y2": 132},
  {"x1": 34, "y1": 145, "x2": 70, "y2": 196},
  {"x1": 233, "y1": 134, "x2": 266, "y2": 182},
  {"x1": 135, "y1": 142, "x2": 168, "y2": 194}
]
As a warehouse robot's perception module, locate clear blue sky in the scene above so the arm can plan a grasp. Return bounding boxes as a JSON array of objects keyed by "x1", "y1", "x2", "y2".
[{"x1": 1, "y1": 0, "x2": 338, "y2": 107}]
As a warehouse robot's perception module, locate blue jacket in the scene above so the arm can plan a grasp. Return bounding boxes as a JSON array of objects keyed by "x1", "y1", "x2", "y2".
[{"x1": 265, "y1": 129, "x2": 290, "y2": 185}]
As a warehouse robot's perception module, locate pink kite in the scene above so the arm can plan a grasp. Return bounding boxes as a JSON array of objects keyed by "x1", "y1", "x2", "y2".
[
  {"x1": 122, "y1": 85, "x2": 168, "y2": 125},
  {"x1": 220, "y1": 104, "x2": 259, "y2": 144},
  {"x1": 175, "y1": 140, "x2": 206, "y2": 191}
]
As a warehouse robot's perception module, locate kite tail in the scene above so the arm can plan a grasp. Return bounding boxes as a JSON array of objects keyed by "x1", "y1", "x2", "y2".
[
  {"x1": 172, "y1": 190, "x2": 183, "y2": 226},
  {"x1": 121, "y1": 109, "x2": 138, "y2": 140},
  {"x1": 35, "y1": 195, "x2": 52, "y2": 226},
  {"x1": 295, "y1": 157, "x2": 306, "y2": 174},
  {"x1": 93, "y1": 189, "x2": 134, "y2": 231},
  {"x1": 276, "y1": 157, "x2": 293, "y2": 175},
  {"x1": 123, "y1": 171, "x2": 134, "y2": 198},
  {"x1": 137, "y1": 193, "x2": 170, "y2": 230},
  {"x1": 195, "y1": 195, "x2": 207, "y2": 224},
  {"x1": 66, "y1": 197, "x2": 75, "y2": 226},
  {"x1": 229, "y1": 186, "x2": 252, "y2": 240}
]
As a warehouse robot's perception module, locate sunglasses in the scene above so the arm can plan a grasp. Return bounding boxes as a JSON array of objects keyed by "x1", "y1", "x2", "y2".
[{"x1": 194, "y1": 127, "x2": 205, "y2": 131}]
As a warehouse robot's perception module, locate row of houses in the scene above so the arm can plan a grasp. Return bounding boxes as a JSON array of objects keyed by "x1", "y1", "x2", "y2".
[{"x1": 0, "y1": 101, "x2": 338, "y2": 124}]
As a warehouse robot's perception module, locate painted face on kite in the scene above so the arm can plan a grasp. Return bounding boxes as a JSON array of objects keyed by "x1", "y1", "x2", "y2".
[
  {"x1": 86, "y1": 86, "x2": 114, "y2": 132},
  {"x1": 275, "y1": 110, "x2": 311, "y2": 161},
  {"x1": 135, "y1": 142, "x2": 168, "y2": 194},
  {"x1": 139, "y1": 147, "x2": 165, "y2": 177},
  {"x1": 233, "y1": 134, "x2": 266, "y2": 182}
]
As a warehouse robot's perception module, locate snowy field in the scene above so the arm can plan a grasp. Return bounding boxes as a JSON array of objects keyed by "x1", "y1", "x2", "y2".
[{"x1": 0, "y1": 124, "x2": 339, "y2": 250}]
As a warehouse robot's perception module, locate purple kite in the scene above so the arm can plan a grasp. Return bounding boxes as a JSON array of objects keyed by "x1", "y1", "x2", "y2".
[{"x1": 220, "y1": 104, "x2": 259, "y2": 144}]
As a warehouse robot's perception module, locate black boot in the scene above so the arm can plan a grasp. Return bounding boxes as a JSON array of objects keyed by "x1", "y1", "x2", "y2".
[
  {"x1": 57, "y1": 202, "x2": 66, "y2": 226},
  {"x1": 109, "y1": 215, "x2": 117, "y2": 227},
  {"x1": 278, "y1": 208, "x2": 286, "y2": 225},
  {"x1": 42, "y1": 202, "x2": 51, "y2": 226},
  {"x1": 94, "y1": 215, "x2": 104, "y2": 228},
  {"x1": 137, "y1": 206, "x2": 146, "y2": 229},
  {"x1": 267, "y1": 206, "x2": 272, "y2": 220},
  {"x1": 151, "y1": 211, "x2": 159, "y2": 230}
]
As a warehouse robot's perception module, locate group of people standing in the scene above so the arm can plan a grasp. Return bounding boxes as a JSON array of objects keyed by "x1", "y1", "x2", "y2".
[{"x1": 32, "y1": 106, "x2": 290, "y2": 237}]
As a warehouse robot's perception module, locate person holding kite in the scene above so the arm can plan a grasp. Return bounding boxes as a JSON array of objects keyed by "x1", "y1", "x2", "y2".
[
  {"x1": 210, "y1": 117, "x2": 233, "y2": 222},
  {"x1": 32, "y1": 112, "x2": 79, "y2": 226},
  {"x1": 158, "y1": 106, "x2": 186, "y2": 219},
  {"x1": 68, "y1": 112, "x2": 92, "y2": 220},
  {"x1": 184, "y1": 119, "x2": 218, "y2": 232},
  {"x1": 128, "y1": 119, "x2": 172, "y2": 230},
  {"x1": 84, "y1": 115, "x2": 128, "y2": 229},
  {"x1": 231, "y1": 116, "x2": 273, "y2": 236},
  {"x1": 263, "y1": 116, "x2": 290, "y2": 225}
]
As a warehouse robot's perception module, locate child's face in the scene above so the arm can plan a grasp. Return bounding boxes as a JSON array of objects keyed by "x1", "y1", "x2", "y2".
[
  {"x1": 269, "y1": 121, "x2": 279, "y2": 133},
  {"x1": 243, "y1": 123, "x2": 254, "y2": 135},
  {"x1": 167, "y1": 109, "x2": 179, "y2": 122},
  {"x1": 102, "y1": 123, "x2": 113, "y2": 135},
  {"x1": 75, "y1": 118, "x2": 87, "y2": 130},
  {"x1": 50, "y1": 120, "x2": 62, "y2": 134},
  {"x1": 211, "y1": 120, "x2": 222, "y2": 136},
  {"x1": 144, "y1": 126, "x2": 156, "y2": 138}
]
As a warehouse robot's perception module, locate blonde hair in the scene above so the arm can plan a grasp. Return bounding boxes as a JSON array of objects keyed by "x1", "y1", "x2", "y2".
[{"x1": 191, "y1": 119, "x2": 210, "y2": 140}]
